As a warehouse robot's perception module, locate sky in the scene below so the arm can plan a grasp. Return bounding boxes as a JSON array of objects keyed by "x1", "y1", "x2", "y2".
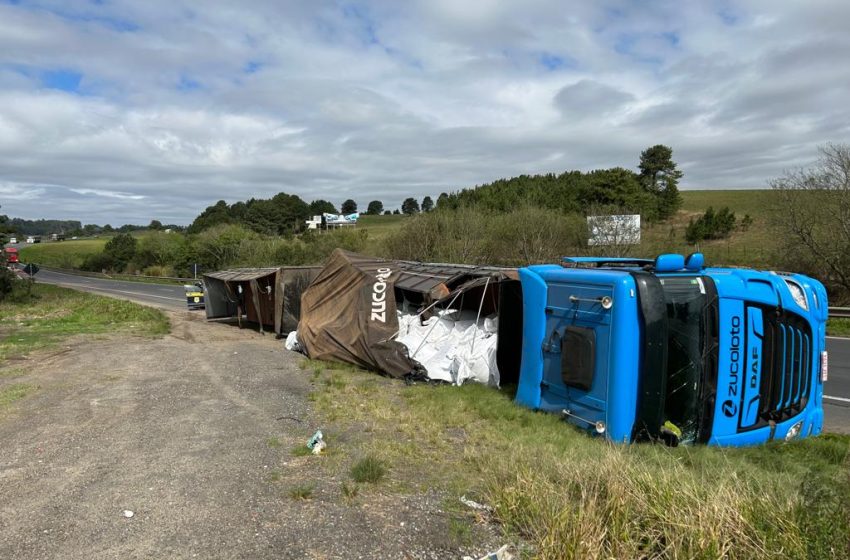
[{"x1": 1, "y1": 0, "x2": 849, "y2": 226}]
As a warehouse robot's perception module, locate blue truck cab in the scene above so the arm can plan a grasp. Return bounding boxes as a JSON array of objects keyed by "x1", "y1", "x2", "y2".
[{"x1": 515, "y1": 253, "x2": 828, "y2": 446}]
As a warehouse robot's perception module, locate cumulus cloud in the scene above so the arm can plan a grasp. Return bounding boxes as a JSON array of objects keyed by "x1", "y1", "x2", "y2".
[{"x1": 0, "y1": 0, "x2": 848, "y2": 224}]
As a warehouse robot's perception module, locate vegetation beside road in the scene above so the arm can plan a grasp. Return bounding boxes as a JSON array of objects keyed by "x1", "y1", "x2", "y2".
[
  {"x1": 302, "y1": 359, "x2": 850, "y2": 560},
  {"x1": 828, "y1": 318, "x2": 850, "y2": 337},
  {"x1": 0, "y1": 283, "x2": 169, "y2": 364}
]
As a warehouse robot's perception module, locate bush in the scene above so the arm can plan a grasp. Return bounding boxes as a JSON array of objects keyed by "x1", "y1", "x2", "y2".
[
  {"x1": 103, "y1": 233, "x2": 137, "y2": 271},
  {"x1": 142, "y1": 265, "x2": 174, "y2": 277},
  {"x1": 0, "y1": 267, "x2": 14, "y2": 301},
  {"x1": 80, "y1": 252, "x2": 116, "y2": 273},
  {"x1": 384, "y1": 205, "x2": 587, "y2": 265},
  {"x1": 685, "y1": 206, "x2": 737, "y2": 244}
]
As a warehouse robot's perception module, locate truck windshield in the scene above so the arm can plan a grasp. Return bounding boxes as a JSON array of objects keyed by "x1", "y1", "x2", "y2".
[{"x1": 659, "y1": 277, "x2": 709, "y2": 443}]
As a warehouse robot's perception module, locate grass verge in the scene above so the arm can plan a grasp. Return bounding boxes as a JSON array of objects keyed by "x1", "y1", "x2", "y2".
[
  {"x1": 0, "y1": 383, "x2": 36, "y2": 409},
  {"x1": 0, "y1": 283, "x2": 170, "y2": 362},
  {"x1": 827, "y1": 318, "x2": 850, "y2": 337},
  {"x1": 302, "y1": 360, "x2": 850, "y2": 560}
]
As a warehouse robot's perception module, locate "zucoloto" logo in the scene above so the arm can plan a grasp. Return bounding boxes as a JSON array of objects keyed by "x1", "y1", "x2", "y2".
[
  {"x1": 723, "y1": 315, "x2": 741, "y2": 418},
  {"x1": 370, "y1": 267, "x2": 392, "y2": 322}
]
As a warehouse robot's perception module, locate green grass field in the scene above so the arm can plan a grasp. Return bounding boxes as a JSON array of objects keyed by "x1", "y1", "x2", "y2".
[
  {"x1": 303, "y1": 359, "x2": 850, "y2": 559},
  {"x1": 18, "y1": 237, "x2": 107, "y2": 269},
  {"x1": 643, "y1": 189, "x2": 780, "y2": 267},
  {"x1": 0, "y1": 283, "x2": 170, "y2": 363},
  {"x1": 356, "y1": 214, "x2": 409, "y2": 254}
]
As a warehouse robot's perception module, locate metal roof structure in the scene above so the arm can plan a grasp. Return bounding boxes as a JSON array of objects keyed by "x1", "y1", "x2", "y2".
[
  {"x1": 395, "y1": 261, "x2": 517, "y2": 295},
  {"x1": 203, "y1": 268, "x2": 279, "y2": 282}
]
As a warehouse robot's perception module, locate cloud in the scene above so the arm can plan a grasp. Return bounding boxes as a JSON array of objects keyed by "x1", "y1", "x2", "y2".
[
  {"x1": 554, "y1": 80, "x2": 634, "y2": 118},
  {"x1": 68, "y1": 188, "x2": 146, "y2": 200},
  {"x1": 0, "y1": 0, "x2": 848, "y2": 224}
]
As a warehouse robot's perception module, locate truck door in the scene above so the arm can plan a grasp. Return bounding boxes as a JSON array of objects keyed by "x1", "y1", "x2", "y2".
[{"x1": 541, "y1": 280, "x2": 613, "y2": 428}]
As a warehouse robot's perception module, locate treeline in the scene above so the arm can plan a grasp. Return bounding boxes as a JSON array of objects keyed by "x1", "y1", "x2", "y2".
[
  {"x1": 7, "y1": 218, "x2": 183, "y2": 237},
  {"x1": 436, "y1": 145, "x2": 682, "y2": 221},
  {"x1": 9, "y1": 218, "x2": 82, "y2": 235},
  {"x1": 187, "y1": 194, "x2": 429, "y2": 236}
]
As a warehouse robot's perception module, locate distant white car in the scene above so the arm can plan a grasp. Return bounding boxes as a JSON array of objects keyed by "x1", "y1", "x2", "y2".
[
  {"x1": 9, "y1": 237, "x2": 16, "y2": 244},
  {"x1": 26, "y1": 237, "x2": 35, "y2": 244}
]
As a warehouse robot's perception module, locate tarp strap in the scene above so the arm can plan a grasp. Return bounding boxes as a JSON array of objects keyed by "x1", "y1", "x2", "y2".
[
  {"x1": 249, "y1": 278, "x2": 264, "y2": 335},
  {"x1": 410, "y1": 289, "x2": 463, "y2": 358},
  {"x1": 470, "y1": 276, "x2": 490, "y2": 353},
  {"x1": 384, "y1": 287, "x2": 454, "y2": 343}
]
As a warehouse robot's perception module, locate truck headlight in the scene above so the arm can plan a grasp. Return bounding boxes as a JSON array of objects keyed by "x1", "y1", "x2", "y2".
[
  {"x1": 784, "y1": 279, "x2": 808, "y2": 310},
  {"x1": 785, "y1": 421, "x2": 803, "y2": 441}
]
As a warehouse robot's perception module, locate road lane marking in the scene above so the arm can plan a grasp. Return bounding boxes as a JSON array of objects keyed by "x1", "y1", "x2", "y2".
[
  {"x1": 825, "y1": 395, "x2": 850, "y2": 403},
  {"x1": 826, "y1": 336, "x2": 850, "y2": 340},
  {"x1": 46, "y1": 281, "x2": 183, "y2": 303}
]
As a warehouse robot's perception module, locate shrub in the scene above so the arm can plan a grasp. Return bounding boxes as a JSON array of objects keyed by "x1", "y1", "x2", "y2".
[
  {"x1": 103, "y1": 233, "x2": 138, "y2": 271},
  {"x1": 685, "y1": 206, "x2": 737, "y2": 244},
  {"x1": 384, "y1": 204, "x2": 587, "y2": 265},
  {"x1": 350, "y1": 455, "x2": 386, "y2": 484}
]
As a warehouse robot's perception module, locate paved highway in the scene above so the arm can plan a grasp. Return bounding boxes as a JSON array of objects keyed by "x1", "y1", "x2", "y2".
[
  {"x1": 33, "y1": 268, "x2": 190, "y2": 310},
  {"x1": 23, "y1": 264, "x2": 850, "y2": 433},
  {"x1": 824, "y1": 336, "x2": 850, "y2": 433}
]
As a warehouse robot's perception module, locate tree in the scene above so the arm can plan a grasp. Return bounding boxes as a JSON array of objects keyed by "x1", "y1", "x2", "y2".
[
  {"x1": 421, "y1": 196, "x2": 434, "y2": 212},
  {"x1": 437, "y1": 192, "x2": 450, "y2": 208},
  {"x1": 148, "y1": 220, "x2": 163, "y2": 230},
  {"x1": 393, "y1": 209, "x2": 400, "y2": 215},
  {"x1": 366, "y1": 200, "x2": 384, "y2": 215},
  {"x1": 685, "y1": 207, "x2": 736, "y2": 244},
  {"x1": 638, "y1": 144, "x2": 683, "y2": 220},
  {"x1": 309, "y1": 199, "x2": 337, "y2": 215},
  {"x1": 103, "y1": 233, "x2": 137, "y2": 271},
  {"x1": 771, "y1": 143, "x2": 850, "y2": 296},
  {"x1": 383, "y1": 210, "x2": 391, "y2": 215},
  {"x1": 188, "y1": 200, "x2": 231, "y2": 233},
  {"x1": 341, "y1": 199, "x2": 357, "y2": 214},
  {"x1": 401, "y1": 198, "x2": 420, "y2": 215}
]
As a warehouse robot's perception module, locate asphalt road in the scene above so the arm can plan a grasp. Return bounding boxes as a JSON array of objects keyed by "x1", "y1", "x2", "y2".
[
  {"x1": 824, "y1": 336, "x2": 850, "y2": 433},
  {"x1": 26, "y1": 265, "x2": 850, "y2": 433},
  {"x1": 33, "y1": 268, "x2": 189, "y2": 310}
]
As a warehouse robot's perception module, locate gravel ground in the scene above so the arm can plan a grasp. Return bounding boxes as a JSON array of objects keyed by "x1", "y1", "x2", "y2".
[{"x1": 0, "y1": 312, "x2": 500, "y2": 559}]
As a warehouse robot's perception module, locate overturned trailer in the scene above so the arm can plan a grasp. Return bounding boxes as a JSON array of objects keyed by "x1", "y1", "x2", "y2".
[
  {"x1": 204, "y1": 266, "x2": 321, "y2": 336},
  {"x1": 294, "y1": 249, "x2": 523, "y2": 385}
]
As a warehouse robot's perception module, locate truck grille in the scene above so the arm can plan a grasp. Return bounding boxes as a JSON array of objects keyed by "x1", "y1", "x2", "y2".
[{"x1": 756, "y1": 309, "x2": 812, "y2": 425}]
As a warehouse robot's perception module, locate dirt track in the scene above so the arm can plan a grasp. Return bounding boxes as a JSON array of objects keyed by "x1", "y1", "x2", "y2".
[{"x1": 0, "y1": 312, "x2": 496, "y2": 559}]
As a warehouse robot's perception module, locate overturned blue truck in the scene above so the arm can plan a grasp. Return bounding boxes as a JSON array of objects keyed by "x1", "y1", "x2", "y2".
[
  {"x1": 282, "y1": 249, "x2": 828, "y2": 447},
  {"x1": 515, "y1": 253, "x2": 828, "y2": 446}
]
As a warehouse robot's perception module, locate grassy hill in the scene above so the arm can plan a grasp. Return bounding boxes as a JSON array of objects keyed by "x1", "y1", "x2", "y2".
[
  {"x1": 358, "y1": 189, "x2": 779, "y2": 267},
  {"x1": 644, "y1": 188, "x2": 779, "y2": 267},
  {"x1": 19, "y1": 237, "x2": 108, "y2": 269}
]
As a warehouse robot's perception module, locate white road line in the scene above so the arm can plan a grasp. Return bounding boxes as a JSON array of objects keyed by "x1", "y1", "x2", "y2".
[
  {"x1": 47, "y1": 281, "x2": 183, "y2": 303},
  {"x1": 826, "y1": 336, "x2": 850, "y2": 340},
  {"x1": 824, "y1": 395, "x2": 850, "y2": 404}
]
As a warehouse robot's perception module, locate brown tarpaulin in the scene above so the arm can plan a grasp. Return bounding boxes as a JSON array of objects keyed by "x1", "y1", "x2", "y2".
[{"x1": 297, "y1": 249, "x2": 422, "y2": 378}]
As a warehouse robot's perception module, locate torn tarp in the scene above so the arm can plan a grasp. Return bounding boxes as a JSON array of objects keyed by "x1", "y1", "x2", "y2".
[{"x1": 296, "y1": 250, "x2": 424, "y2": 378}]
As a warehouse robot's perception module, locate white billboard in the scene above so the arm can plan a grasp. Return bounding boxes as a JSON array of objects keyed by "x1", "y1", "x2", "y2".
[{"x1": 587, "y1": 214, "x2": 641, "y2": 246}]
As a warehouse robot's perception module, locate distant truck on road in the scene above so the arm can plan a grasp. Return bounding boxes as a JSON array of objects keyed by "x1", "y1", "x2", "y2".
[
  {"x1": 25, "y1": 235, "x2": 41, "y2": 244},
  {"x1": 50, "y1": 233, "x2": 65, "y2": 241},
  {"x1": 516, "y1": 253, "x2": 827, "y2": 446},
  {"x1": 4, "y1": 247, "x2": 19, "y2": 264}
]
